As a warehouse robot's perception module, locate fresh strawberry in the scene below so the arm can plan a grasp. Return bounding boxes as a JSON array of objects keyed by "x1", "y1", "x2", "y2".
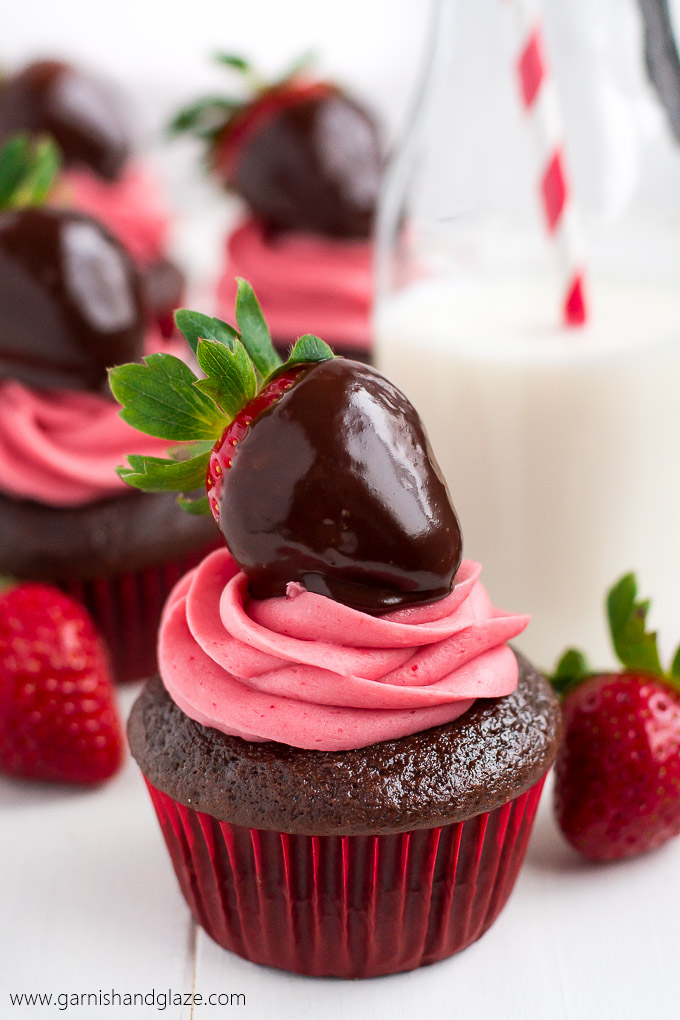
[
  {"x1": 552, "y1": 573, "x2": 680, "y2": 860},
  {"x1": 109, "y1": 279, "x2": 462, "y2": 614},
  {"x1": 170, "y1": 54, "x2": 382, "y2": 238},
  {"x1": 0, "y1": 583, "x2": 124, "y2": 784}
]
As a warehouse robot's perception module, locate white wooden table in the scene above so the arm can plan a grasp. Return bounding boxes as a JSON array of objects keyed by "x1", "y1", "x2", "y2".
[{"x1": 2, "y1": 682, "x2": 679, "y2": 1020}]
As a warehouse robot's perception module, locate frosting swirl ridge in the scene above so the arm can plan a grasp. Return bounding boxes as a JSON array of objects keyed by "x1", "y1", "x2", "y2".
[
  {"x1": 159, "y1": 548, "x2": 529, "y2": 751},
  {"x1": 0, "y1": 376, "x2": 173, "y2": 506},
  {"x1": 217, "y1": 218, "x2": 372, "y2": 351}
]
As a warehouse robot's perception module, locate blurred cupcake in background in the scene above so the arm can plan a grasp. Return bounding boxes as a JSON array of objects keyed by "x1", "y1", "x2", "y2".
[
  {"x1": 0, "y1": 135, "x2": 217, "y2": 683},
  {"x1": 171, "y1": 55, "x2": 382, "y2": 361},
  {"x1": 0, "y1": 57, "x2": 184, "y2": 335}
]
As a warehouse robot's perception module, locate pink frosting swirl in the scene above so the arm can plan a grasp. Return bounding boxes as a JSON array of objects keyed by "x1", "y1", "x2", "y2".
[
  {"x1": 59, "y1": 164, "x2": 169, "y2": 265},
  {"x1": 0, "y1": 377, "x2": 177, "y2": 506},
  {"x1": 217, "y1": 218, "x2": 373, "y2": 351},
  {"x1": 159, "y1": 547, "x2": 529, "y2": 751}
]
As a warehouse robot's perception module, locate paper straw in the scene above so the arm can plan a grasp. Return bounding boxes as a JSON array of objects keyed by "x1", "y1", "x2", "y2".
[{"x1": 501, "y1": 0, "x2": 588, "y2": 326}]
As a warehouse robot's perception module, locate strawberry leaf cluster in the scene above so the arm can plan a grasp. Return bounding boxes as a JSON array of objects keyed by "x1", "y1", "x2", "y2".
[
  {"x1": 0, "y1": 133, "x2": 61, "y2": 211},
  {"x1": 169, "y1": 52, "x2": 314, "y2": 145},
  {"x1": 553, "y1": 572, "x2": 680, "y2": 695},
  {"x1": 109, "y1": 278, "x2": 333, "y2": 513}
]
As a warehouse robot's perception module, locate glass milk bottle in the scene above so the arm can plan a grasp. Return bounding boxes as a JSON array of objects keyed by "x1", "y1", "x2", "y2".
[{"x1": 375, "y1": 0, "x2": 680, "y2": 669}]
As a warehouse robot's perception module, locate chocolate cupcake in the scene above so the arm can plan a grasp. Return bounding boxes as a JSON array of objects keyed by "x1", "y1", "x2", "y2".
[
  {"x1": 0, "y1": 142, "x2": 217, "y2": 681},
  {"x1": 113, "y1": 281, "x2": 561, "y2": 976},
  {"x1": 171, "y1": 56, "x2": 380, "y2": 361}
]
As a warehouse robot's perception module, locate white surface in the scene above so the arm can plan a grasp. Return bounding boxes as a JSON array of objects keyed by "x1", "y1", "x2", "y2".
[{"x1": 2, "y1": 684, "x2": 680, "y2": 1020}]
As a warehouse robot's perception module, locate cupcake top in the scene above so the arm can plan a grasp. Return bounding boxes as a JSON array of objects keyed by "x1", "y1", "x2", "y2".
[
  {"x1": 130, "y1": 656, "x2": 560, "y2": 834},
  {"x1": 159, "y1": 547, "x2": 527, "y2": 751},
  {"x1": 113, "y1": 279, "x2": 540, "y2": 760}
]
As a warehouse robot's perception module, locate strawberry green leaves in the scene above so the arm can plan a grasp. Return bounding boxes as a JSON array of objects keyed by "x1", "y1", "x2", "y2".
[
  {"x1": 168, "y1": 97, "x2": 243, "y2": 141},
  {"x1": 235, "y1": 277, "x2": 282, "y2": 378},
  {"x1": 287, "y1": 334, "x2": 334, "y2": 366},
  {"x1": 109, "y1": 353, "x2": 228, "y2": 441},
  {"x1": 0, "y1": 134, "x2": 61, "y2": 211},
  {"x1": 552, "y1": 649, "x2": 590, "y2": 697},
  {"x1": 551, "y1": 572, "x2": 680, "y2": 698},
  {"x1": 672, "y1": 646, "x2": 680, "y2": 681},
  {"x1": 194, "y1": 337, "x2": 257, "y2": 418},
  {"x1": 607, "y1": 574, "x2": 680, "y2": 691},
  {"x1": 607, "y1": 573, "x2": 663, "y2": 676},
  {"x1": 116, "y1": 441, "x2": 214, "y2": 493},
  {"x1": 169, "y1": 51, "x2": 311, "y2": 145},
  {"x1": 109, "y1": 352, "x2": 224, "y2": 513},
  {"x1": 110, "y1": 279, "x2": 335, "y2": 515},
  {"x1": 173, "y1": 310, "x2": 239, "y2": 355}
]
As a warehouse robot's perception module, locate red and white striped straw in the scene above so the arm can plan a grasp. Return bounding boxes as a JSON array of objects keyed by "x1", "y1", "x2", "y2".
[{"x1": 501, "y1": 0, "x2": 588, "y2": 326}]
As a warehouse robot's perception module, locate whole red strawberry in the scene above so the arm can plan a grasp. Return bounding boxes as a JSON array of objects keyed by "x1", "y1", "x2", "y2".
[
  {"x1": 552, "y1": 573, "x2": 680, "y2": 860},
  {"x1": 110, "y1": 279, "x2": 462, "y2": 615},
  {"x1": 0, "y1": 583, "x2": 124, "y2": 784},
  {"x1": 170, "y1": 55, "x2": 381, "y2": 239}
]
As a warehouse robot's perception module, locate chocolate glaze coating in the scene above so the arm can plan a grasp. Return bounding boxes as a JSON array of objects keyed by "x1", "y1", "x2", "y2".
[
  {"x1": 128, "y1": 652, "x2": 561, "y2": 835},
  {"x1": 0, "y1": 60, "x2": 130, "y2": 181},
  {"x1": 219, "y1": 359, "x2": 463, "y2": 613},
  {"x1": 0, "y1": 207, "x2": 145, "y2": 392},
  {"x1": 0, "y1": 488, "x2": 219, "y2": 581},
  {"x1": 233, "y1": 92, "x2": 381, "y2": 239}
]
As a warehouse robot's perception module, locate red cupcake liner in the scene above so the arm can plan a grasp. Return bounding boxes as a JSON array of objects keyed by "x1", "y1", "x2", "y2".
[
  {"x1": 144, "y1": 774, "x2": 546, "y2": 978},
  {"x1": 58, "y1": 547, "x2": 216, "y2": 683}
]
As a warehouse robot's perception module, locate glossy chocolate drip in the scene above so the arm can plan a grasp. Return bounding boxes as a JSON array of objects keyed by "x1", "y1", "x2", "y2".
[
  {"x1": 0, "y1": 207, "x2": 145, "y2": 392},
  {"x1": 219, "y1": 359, "x2": 463, "y2": 613},
  {"x1": 0, "y1": 60, "x2": 130, "y2": 181},
  {"x1": 233, "y1": 92, "x2": 381, "y2": 239}
]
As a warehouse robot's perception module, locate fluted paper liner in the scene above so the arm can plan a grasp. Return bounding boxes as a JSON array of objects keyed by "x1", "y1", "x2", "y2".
[{"x1": 143, "y1": 775, "x2": 546, "y2": 977}]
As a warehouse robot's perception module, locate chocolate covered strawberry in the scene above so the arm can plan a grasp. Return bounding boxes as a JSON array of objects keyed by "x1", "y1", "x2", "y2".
[
  {"x1": 0, "y1": 59, "x2": 130, "y2": 181},
  {"x1": 110, "y1": 279, "x2": 462, "y2": 613},
  {"x1": 552, "y1": 574, "x2": 680, "y2": 861},
  {"x1": 0, "y1": 582, "x2": 123, "y2": 784},
  {"x1": 0, "y1": 64, "x2": 183, "y2": 334},
  {"x1": 171, "y1": 55, "x2": 382, "y2": 239},
  {"x1": 0, "y1": 133, "x2": 145, "y2": 391}
]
